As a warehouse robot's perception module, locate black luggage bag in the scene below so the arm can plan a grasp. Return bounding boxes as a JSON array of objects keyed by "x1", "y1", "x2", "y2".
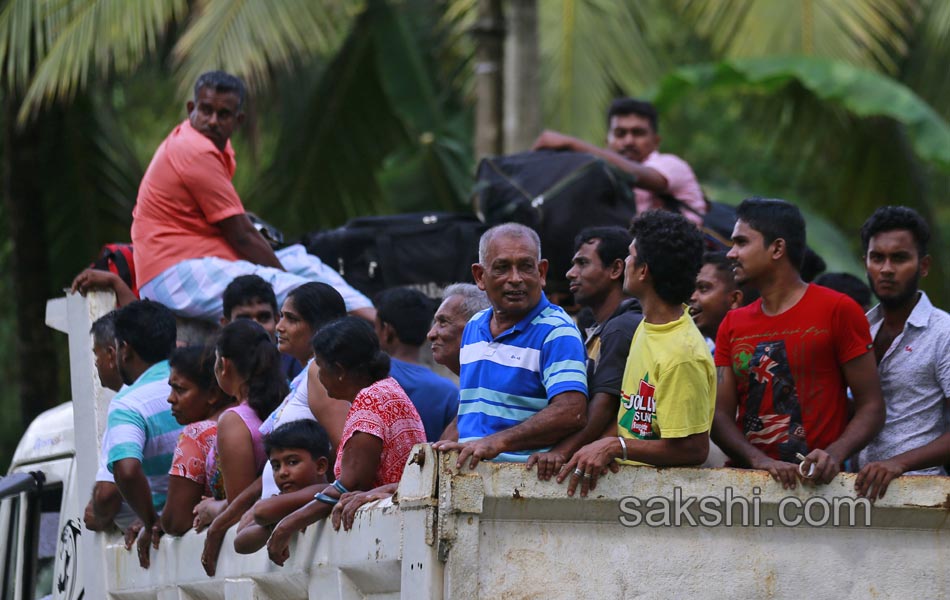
[
  {"x1": 301, "y1": 212, "x2": 485, "y2": 299},
  {"x1": 659, "y1": 193, "x2": 737, "y2": 251},
  {"x1": 473, "y1": 150, "x2": 636, "y2": 294}
]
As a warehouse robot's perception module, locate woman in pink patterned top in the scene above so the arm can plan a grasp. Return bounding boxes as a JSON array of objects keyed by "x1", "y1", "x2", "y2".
[
  {"x1": 161, "y1": 346, "x2": 236, "y2": 536},
  {"x1": 266, "y1": 317, "x2": 426, "y2": 566}
]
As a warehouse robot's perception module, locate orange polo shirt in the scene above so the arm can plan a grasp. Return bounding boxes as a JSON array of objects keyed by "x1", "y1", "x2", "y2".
[{"x1": 131, "y1": 119, "x2": 245, "y2": 286}]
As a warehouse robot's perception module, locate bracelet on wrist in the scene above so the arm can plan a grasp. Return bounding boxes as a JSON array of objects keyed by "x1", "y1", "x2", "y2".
[
  {"x1": 617, "y1": 436, "x2": 628, "y2": 462},
  {"x1": 314, "y1": 492, "x2": 339, "y2": 506}
]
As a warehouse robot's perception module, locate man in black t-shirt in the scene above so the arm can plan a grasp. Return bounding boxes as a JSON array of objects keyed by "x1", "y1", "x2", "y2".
[{"x1": 527, "y1": 226, "x2": 643, "y2": 480}]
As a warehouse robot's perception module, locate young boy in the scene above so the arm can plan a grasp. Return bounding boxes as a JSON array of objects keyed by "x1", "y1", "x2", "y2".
[{"x1": 233, "y1": 420, "x2": 332, "y2": 553}]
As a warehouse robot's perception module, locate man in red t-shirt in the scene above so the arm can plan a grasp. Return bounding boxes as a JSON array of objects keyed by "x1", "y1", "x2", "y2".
[{"x1": 712, "y1": 198, "x2": 884, "y2": 488}]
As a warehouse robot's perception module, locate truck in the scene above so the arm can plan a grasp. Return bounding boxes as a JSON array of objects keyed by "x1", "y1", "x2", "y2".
[{"x1": 1, "y1": 290, "x2": 948, "y2": 599}]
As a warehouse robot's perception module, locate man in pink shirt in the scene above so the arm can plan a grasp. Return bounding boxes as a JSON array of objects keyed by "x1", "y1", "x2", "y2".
[
  {"x1": 131, "y1": 71, "x2": 374, "y2": 322},
  {"x1": 532, "y1": 98, "x2": 706, "y2": 227}
]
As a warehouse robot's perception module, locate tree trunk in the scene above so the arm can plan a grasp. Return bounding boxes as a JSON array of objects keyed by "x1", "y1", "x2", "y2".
[
  {"x1": 472, "y1": 0, "x2": 505, "y2": 159},
  {"x1": 3, "y1": 98, "x2": 60, "y2": 429},
  {"x1": 503, "y1": 0, "x2": 541, "y2": 153}
]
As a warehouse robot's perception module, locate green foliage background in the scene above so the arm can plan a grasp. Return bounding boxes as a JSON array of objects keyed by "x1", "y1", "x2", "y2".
[{"x1": 1, "y1": 0, "x2": 949, "y2": 470}]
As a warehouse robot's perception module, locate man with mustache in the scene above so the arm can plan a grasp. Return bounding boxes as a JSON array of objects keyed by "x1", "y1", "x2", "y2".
[
  {"x1": 855, "y1": 206, "x2": 950, "y2": 501},
  {"x1": 433, "y1": 223, "x2": 589, "y2": 468},
  {"x1": 84, "y1": 311, "x2": 137, "y2": 533},
  {"x1": 712, "y1": 198, "x2": 884, "y2": 488},
  {"x1": 532, "y1": 97, "x2": 706, "y2": 226},
  {"x1": 130, "y1": 71, "x2": 374, "y2": 324}
]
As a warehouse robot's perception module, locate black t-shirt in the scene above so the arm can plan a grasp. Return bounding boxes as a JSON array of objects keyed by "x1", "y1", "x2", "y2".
[{"x1": 585, "y1": 299, "x2": 643, "y2": 398}]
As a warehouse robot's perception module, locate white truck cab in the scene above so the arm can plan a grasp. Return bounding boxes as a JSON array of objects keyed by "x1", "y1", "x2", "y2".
[{"x1": 0, "y1": 402, "x2": 78, "y2": 600}]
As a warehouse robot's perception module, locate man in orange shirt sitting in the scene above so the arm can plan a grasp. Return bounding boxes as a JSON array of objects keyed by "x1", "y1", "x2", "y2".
[{"x1": 131, "y1": 71, "x2": 374, "y2": 322}]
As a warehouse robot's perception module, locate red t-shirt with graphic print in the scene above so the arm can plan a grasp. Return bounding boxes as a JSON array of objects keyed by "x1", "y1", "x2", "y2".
[{"x1": 714, "y1": 284, "x2": 872, "y2": 462}]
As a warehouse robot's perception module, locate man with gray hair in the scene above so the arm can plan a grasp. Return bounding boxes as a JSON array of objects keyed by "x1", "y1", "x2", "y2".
[
  {"x1": 434, "y1": 223, "x2": 589, "y2": 468},
  {"x1": 428, "y1": 283, "x2": 489, "y2": 377},
  {"x1": 426, "y1": 283, "x2": 489, "y2": 442},
  {"x1": 84, "y1": 311, "x2": 137, "y2": 533}
]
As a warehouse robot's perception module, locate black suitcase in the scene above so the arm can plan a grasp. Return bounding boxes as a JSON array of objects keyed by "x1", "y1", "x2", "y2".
[
  {"x1": 472, "y1": 150, "x2": 636, "y2": 294},
  {"x1": 660, "y1": 194, "x2": 737, "y2": 251},
  {"x1": 301, "y1": 212, "x2": 485, "y2": 299}
]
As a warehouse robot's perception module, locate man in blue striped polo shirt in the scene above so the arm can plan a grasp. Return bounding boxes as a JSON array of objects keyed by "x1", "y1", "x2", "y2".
[
  {"x1": 435, "y1": 223, "x2": 588, "y2": 468},
  {"x1": 101, "y1": 300, "x2": 181, "y2": 568}
]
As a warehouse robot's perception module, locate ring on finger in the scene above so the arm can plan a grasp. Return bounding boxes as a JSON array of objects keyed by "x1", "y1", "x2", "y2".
[
  {"x1": 582, "y1": 472, "x2": 592, "y2": 479},
  {"x1": 573, "y1": 468, "x2": 583, "y2": 477},
  {"x1": 797, "y1": 461, "x2": 816, "y2": 478}
]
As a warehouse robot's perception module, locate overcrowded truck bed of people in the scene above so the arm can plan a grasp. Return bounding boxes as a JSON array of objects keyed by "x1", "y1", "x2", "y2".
[{"x1": 68, "y1": 70, "x2": 950, "y2": 573}]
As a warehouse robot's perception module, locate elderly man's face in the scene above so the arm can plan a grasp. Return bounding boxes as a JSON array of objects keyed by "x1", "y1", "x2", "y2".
[
  {"x1": 473, "y1": 234, "x2": 548, "y2": 321},
  {"x1": 427, "y1": 295, "x2": 469, "y2": 375}
]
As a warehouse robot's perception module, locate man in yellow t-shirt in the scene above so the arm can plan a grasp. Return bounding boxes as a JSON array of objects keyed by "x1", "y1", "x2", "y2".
[
  {"x1": 616, "y1": 311, "x2": 715, "y2": 463},
  {"x1": 560, "y1": 210, "x2": 715, "y2": 496}
]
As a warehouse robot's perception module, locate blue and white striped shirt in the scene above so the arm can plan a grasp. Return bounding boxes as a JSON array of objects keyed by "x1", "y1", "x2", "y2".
[
  {"x1": 458, "y1": 295, "x2": 587, "y2": 461},
  {"x1": 103, "y1": 360, "x2": 181, "y2": 510}
]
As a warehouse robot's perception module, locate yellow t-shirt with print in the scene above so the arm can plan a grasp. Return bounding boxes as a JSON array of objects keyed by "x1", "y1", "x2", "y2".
[{"x1": 616, "y1": 308, "x2": 715, "y2": 465}]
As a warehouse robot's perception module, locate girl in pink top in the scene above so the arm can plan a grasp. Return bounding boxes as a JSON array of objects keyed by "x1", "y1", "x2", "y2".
[
  {"x1": 206, "y1": 403, "x2": 267, "y2": 499},
  {"x1": 162, "y1": 346, "x2": 236, "y2": 536},
  {"x1": 194, "y1": 320, "x2": 287, "y2": 529},
  {"x1": 214, "y1": 320, "x2": 287, "y2": 497}
]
